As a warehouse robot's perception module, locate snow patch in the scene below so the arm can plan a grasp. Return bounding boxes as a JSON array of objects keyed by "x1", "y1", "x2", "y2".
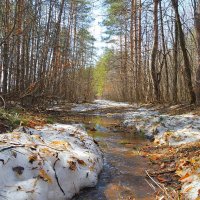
[
  {"x1": 0, "y1": 124, "x2": 103, "y2": 200},
  {"x1": 123, "y1": 109, "x2": 200, "y2": 146},
  {"x1": 72, "y1": 100, "x2": 131, "y2": 112}
]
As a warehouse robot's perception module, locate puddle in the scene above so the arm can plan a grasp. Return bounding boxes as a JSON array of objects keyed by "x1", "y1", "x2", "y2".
[{"x1": 58, "y1": 114, "x2": 155, "y2": 200}]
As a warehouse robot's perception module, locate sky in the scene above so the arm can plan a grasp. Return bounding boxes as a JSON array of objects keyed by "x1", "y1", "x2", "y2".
[{"x1": 89, "y1": 1, "x2": 109, "y2": 57}]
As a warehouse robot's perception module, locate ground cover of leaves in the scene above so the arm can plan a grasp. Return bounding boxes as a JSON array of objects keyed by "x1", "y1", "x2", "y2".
[{"x1": 142, "y1": 140, "x2": 200, "y2": 199}]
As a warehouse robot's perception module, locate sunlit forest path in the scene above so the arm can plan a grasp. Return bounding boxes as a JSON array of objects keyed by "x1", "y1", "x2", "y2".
[{"x1": 0, "y1": 0, "x2": 200, "y2": 199}]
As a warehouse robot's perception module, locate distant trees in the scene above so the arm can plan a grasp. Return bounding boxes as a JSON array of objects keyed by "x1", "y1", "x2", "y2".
[
  {"x1": 93, "y1": 51, "x2": 111, "y2": 98},
  {"x1": 0, "y1": 0, "x2": 95, "y2": 106},
  {"x1": 101, "y1": 0, "x2": 200, "y2": 104},
  {"x1": 1, "y1": 0, "x2": 200, "y2": 105}
]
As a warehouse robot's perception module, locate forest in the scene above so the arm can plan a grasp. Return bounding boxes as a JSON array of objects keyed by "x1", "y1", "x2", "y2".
[
  {"x1": 0, "y1": 0, "x2": 200, "y2": 200},
  {"x1": 0, "y1": 0, "x2": 200, "y2": 105}
]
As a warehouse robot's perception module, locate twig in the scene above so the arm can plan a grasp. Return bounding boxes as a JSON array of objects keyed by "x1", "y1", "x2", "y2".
[
  {"x1": 145, "y1": 170, "x2": 173, "y2": 200},
  {"x1": 53, "y1": 158, "x2": 65, "y2": 196},
  {"x1": 0, "y1": 145, "x2": 25, "y2": 153},
  {"x1": 6, "y1": 141, "x2": 67, "y2": 152},
  {"x1": 0, "y1": 95, "x2": 5, "y2": 109},
  {"x1": 145, "y1": 178, "x2": 156, "y2": 191}
]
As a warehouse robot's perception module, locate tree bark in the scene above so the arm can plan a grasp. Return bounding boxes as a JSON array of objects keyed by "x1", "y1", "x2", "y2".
[
  {"x1": 171, "y1": 0, "x2": 196, "y2": 104},
  {"x1": 151, "y1": 0, "x2": 160, "y2": 101},
  {"x1": 173, "y1": 20, "x2": 179, "y2": 103},
  {"x1": 195, "y1": 0, "x2": 200, "y2": 105},
  {"x1": 159, "y1": 0, "x2": 169, "y2": 101},
  {"x1": 2, "y1": 0, "x2": 10, "y2": 95}
]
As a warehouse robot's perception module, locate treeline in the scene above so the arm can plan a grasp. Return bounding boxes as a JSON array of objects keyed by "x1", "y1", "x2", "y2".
[
  {"x1": 0, "y1": 0, "x2": 95, "y2": 106},
  {"x1": 101, "y1": 0, "x2": 200, "y2": 104}
]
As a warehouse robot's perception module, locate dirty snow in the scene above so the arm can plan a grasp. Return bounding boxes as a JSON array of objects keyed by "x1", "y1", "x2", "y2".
[
  {"x1": 177, "y1": 166, "x2": 200, "y2": 200},
  {"x1": 0, "y1": 124, "x2": 103, "y2": 200},
  {"x1": 123, "y1": 108, "x2": 200, "y2": 146},
  {"x1": 71, "y1": 100, "x2": 131, "y2": 112},
  {"x1": 72, "y1": 100, "x2": 200, "y2": 147},
  {"x1": 183, "y1": 178, "x2": 200, "y2": 200}
]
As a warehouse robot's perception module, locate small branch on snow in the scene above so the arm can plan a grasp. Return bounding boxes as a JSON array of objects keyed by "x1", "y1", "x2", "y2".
[
  {"x1": 0, "y1": 145, "x2": 25, "y2": 153},
  {"x1": 53, "y1": 157, "x2": 65, "y2": 196},
  {"x1": 5, "y1": 141, "x2": 67, "y2": 152}
]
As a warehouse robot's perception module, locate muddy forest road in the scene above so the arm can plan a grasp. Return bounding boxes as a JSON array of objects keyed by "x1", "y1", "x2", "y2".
[{"x1": 50, "y1": 106, "x2": 156, "y2": 200}]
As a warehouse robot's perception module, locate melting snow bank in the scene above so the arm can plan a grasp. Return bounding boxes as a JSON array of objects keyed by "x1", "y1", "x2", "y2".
[
  {"x1": 0, "y1": 124, "x2": 103, "y2": 200},
  {"x1": 123, "y1": 107, "x2": 200, "y2": 199},
  {"x1": 123, "y1": 108, "x2": 200, "y2": 146},
  {"x1": 72, "y1": 100, "x2": 131, "y2": 112}
]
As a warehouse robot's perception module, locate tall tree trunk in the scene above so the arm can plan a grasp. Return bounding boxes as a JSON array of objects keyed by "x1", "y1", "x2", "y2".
[
  {"x1": 159, "y1": 0, "x2": 169, "y2": 101},
  {"x1": 138, "y1": 0, "x2": 142, "y2": 101},
  {"x1": 134, "y1": 0, "x2": 139, "y2": 101},
  {"x1": 50, "y1": 0, "x2": 65, "y2": 93},
  {"x1": 171, "y1": 0, "x2": 196, "y2": 103},
  {"x1": 195, "y1": 0, "x2": 200, "y2": 105},
  {"x1": 130, "y1": 0, "x2": 134, "y2": 101},
  {"x1": 16, "y1": 0, "x2": 23, "y2": 94},
  {"x1": 2, "y1": 0, "x2": 10, "y2": 96},
  {"x1": 151, "y1": 0, "x2": 160, "y2": 101},
  {"x1": 173, "y1": 20, "x2": 179, "y2": 103}
]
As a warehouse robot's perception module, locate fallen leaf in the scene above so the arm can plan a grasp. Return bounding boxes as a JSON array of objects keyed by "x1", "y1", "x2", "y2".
[
  {"x1": 176, "y1": 169, "x2": 184, "y2": 177},
  {"x1": 29, "y1": 154, "x2": 37, "y2": 164},
  {"x1": 39, "y1": 169, "x2": 52, "y2": 184},
  {"x1": 157, "y1": 175, "x2": 171, "y2": 183},
  {"x1": 160, "y1": 163, "x2": 165, "y2": 169},
  {"x1": 89, "y1": 163, "x2": 96, "y2": 171},
  {"x1": 149, "y1": 153, "x2": 163, "y2": 161},
  {"x1": 68, "y1": 161, "x2": 77, "y2": 171},
  {"x1": 79, "y1": 136, "x2": 85, "y2": 142},
  {"x1": 13, "y1": 166, "x2": 24, "y2": 175},
  {"x1": 17, "y1": 186, "x2": 22, "y2": 191},
  {"x1": 32, "y1": 135, "x2": 43, "y2": 141},
  {"x1": 179, "y1": 173, "x2": 190, "y2": 182},
  {"x1": 50, "y1": 141, "x2": 69, "y2": 149},
  {"x1": 182, "y1": 160, "x2": 191, "y2": 167},
  {"x1": 27, "y1": 120, "x2": 45, "y2": 128},
  {"x1": 77, "y1": 159, "x2": 86, "y2": 166},
  {"x1": 12, "y1": 134, "x2": 21, "y2": 140},
  {"x1": 40, "y1": 148, "x2": 53, "y2": 156}
]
